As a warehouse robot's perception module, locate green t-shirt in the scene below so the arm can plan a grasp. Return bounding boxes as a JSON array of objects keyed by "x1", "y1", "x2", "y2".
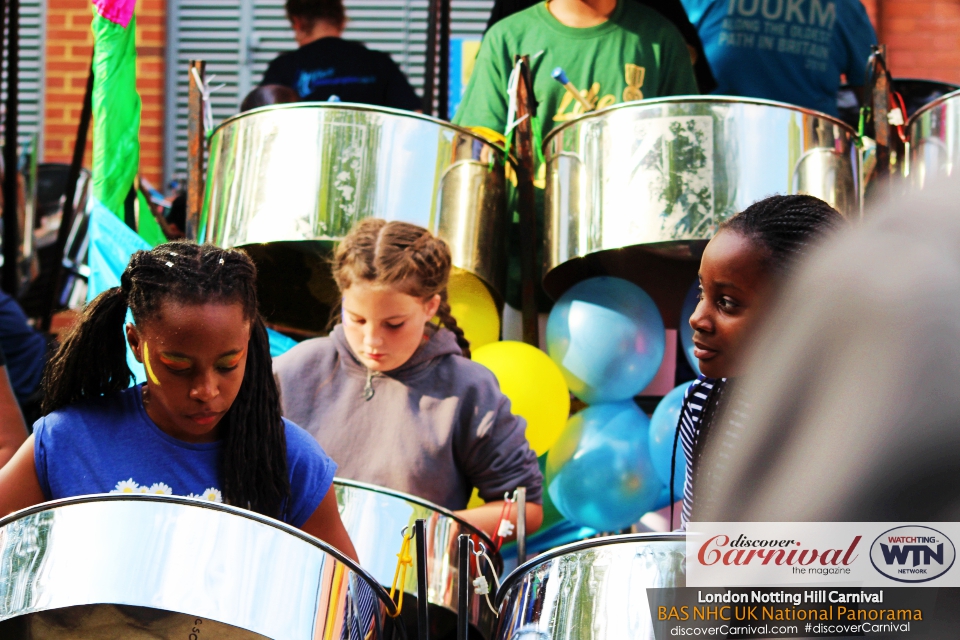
[
  {"x1": 453, "y1": 0, "x2": 699, "y2": 310},
  {"x1": 453, "y1": 0, "x2": 699, "y2": 144}
]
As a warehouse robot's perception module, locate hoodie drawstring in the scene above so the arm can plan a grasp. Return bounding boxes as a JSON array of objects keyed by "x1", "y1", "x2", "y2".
[{"x1": 362, "y1": 369, "x2": 381, "y2": 401}]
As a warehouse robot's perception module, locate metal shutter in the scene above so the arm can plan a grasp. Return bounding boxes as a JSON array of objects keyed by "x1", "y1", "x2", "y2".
[
  {"x1": 1, "y1": 0, "x2": 47, "y2": 153},
  {"x1": 163, "y1": 0, "x2": 243, "y2": 185},
  {"x1": 164, "y1": 0, "x2": 492, "y2": 184}
]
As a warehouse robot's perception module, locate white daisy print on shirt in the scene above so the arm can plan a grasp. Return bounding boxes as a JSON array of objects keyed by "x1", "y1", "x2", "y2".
[
  {"x1": 201, "y1": 488, "x2": 223, "y2": 503},
  {"x1": 112, "y1": 479, "x2": 140, "y2": 494},
  {"x1": 110, "y1": 478, "x2": 220, "y2": 502},
  {"x1": 148, "y1": 482, "x2": 173, "y2": 495}
]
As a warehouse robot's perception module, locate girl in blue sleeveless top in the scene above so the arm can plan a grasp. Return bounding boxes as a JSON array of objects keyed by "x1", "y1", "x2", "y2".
[{"x1": 0, "y1": 242, "x2": 357, "y2": 559}]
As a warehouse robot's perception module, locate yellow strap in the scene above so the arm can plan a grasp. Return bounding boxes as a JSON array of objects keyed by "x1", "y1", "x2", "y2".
[
  {"x1": 466, "y1": 126, "x2": 507, "y2": 147},
  {"x1": 323, "y1": 562, "x2": 346, "y2": 640},
  {"x1": 387, "y1": 529, "x2": 415, "y2": 618}
]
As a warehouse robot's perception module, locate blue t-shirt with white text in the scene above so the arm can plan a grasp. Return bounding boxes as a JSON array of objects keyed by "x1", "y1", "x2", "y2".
[
  {"x1": 34, "y1": 385, "x2": 336, "y2": 527},
  {"x1": 681, "y1": 0, "x2": 876, "y2": 115}
]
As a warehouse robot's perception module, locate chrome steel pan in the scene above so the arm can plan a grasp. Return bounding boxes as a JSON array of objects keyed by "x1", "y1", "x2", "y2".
[
  {"x1": 202, "y1": 104, "x2": 507, "y2": 333},
  {"x1": 335, "y1": 478, "x2": 501, "y2": 639},
  {"x1": 906, "y1": 88, "x2": 960, "y2": 189},
  {"x1": 494, "y1": 533, "x2": 685, "y2": 640},
  {"x1": 0, "y1": 495, "x2": 396, "y2": 639},
  {"x1": 542, "y1": 98, "x2": 859, "y2": 313}
]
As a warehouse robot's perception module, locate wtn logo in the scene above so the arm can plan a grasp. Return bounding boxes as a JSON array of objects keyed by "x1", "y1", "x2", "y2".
[
  {"x1": 870, "y1": 527, "x2": 956, "y2": 583},
  {"x1": 880, "y1": 542, "x2": 944, "y2": 566}
]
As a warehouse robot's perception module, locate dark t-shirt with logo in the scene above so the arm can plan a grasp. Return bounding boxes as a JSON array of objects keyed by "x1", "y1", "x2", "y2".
[{"x1": 261, "y1": 37, "x2": 421, "y2": 110}]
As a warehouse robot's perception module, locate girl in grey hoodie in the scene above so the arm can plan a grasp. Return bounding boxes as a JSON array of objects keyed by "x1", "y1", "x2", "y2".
[{"x1": 274, "y1": 219, "x2": 543, "y2": 537}]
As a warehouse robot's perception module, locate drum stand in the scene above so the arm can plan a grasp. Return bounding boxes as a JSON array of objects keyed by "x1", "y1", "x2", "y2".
[
  {"x1": 511, "y1": 56, "x2": 540, "y2": 347},
  {"x1": 458, "y1": 535, "x2": 470, "y2": 640},
  {"x1": 415, "y1": 518, "x2": 430, "y2": 640}
]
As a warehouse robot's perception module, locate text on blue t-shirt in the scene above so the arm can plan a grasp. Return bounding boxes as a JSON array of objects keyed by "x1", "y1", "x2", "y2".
[{"x1": 681, "y1": 0, "x2": 877, "y2": 115}]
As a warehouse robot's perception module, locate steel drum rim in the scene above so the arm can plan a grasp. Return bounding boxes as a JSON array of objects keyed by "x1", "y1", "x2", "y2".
[
  {"x1": 0, "y1": 493, "x2": 399, "y2": 615},
  {"x1": 335, "y1": 477, "x2": 498, "y2": 550},
  {"x1": 494, "y1": 532, "x2": 686, "y2": 606},
  {"x1": 906, "y1": 87, "x2": 960, "y2": 128},
  {"x1": 211, "y1": 101, "x2": 508, "y2": 156},
  {"x1": 542, "y1": 94, "x2": 857, "y2": 148}
]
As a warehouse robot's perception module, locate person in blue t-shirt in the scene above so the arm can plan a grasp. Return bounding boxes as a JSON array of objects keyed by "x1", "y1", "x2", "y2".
[
  {"x1": 681, "y1": 0, "x2": 876, "y2": 115},
  {"x1": 0, "y1": 289, "x2": 49, "y2": 419},
  {"x1": 0, "y1": 242, "x2": 357, "y2": 559}
]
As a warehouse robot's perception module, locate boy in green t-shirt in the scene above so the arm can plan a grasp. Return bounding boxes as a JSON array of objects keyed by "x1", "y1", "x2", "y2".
[
  {"x1": 453, "y1": 0, "x2": 699, "y2": 313},
  {"x1": 454, "y1": 0, "x2": 699, "y2": 148}
]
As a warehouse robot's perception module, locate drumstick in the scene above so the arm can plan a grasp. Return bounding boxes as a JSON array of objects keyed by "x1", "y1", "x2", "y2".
[{"x1": 551, "y1": 67, "x2": 594, "y2": 112}]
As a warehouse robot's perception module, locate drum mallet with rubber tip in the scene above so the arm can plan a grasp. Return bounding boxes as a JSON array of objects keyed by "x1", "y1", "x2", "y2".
[{"x1": 552, "y1": 67, "x2": 595, "y2": 112}]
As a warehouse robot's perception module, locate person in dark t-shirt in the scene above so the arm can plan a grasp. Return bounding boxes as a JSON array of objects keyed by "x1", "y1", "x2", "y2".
[
  {"x1": 261, "y1": 0, "x2": 421, "y2": 111},
  {"x1": 240, "y1": 84, "x2": 299, "y2": 112}
]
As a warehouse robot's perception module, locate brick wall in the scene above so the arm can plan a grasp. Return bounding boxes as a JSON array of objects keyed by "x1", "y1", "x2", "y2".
[
  {"x1": 879, "y1": 0, "x2": 960, "y2": 84},
  {"x1": 42, "y1": 0, "x2": 165, "y2": 187}
]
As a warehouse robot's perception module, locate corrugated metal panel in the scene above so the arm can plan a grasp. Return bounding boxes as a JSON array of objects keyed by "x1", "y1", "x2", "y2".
[
  {"x1": 165, "y1": 0, "x2": 492, "y2": 183},
  {"x1": 1, "y1": 0, "x2": 46, "y2": 154}
]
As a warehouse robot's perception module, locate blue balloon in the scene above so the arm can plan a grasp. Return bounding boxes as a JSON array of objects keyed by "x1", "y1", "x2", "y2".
[
  {"x1": 652, "y1": 486, "x2": 673, "y2": 511},
  {"x1": 648, "y1": 382, "x2": 694, "y2": 498},
  {"x1": 546, "y1": 277, "x2": 665, "y2": 404},
  {"x1": 680, "y1": 280, "x2": 701, "y2": 375},
  {"x1": 546, "y1": 402, "x2": 663, "y2": 531}
]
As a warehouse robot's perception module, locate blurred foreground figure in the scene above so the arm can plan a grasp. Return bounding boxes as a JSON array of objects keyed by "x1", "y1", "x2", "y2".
[{"x1": 695, "y1": 181, "x2": 960, "y2": 523}]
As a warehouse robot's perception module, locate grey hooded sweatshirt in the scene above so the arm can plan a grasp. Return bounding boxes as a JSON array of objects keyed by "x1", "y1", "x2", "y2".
[{"x1": 273, "y1": 325, "x2": 543, "y2": 510}]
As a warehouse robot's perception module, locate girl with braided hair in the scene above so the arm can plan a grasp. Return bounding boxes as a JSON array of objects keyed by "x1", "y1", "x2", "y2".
[
  {"x1": 0, "y1": 242, "x2": 358, "y2": 559},
  {"x1": 275, "y1": 219, "x2": 544, "y2": 537},
  {"x1": 675, "y1": 194, "x2": 844, "y2": 528}
]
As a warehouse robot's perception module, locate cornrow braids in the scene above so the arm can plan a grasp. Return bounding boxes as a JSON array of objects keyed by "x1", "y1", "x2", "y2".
[
  {"x1": 332, "y1": 219, "x2": 471, "y2": 358},
  {"x1": 719, "y1": 194, "x2": 845, "y2": 275},
  {"x1": 42, "y1": 241, "x2": 290, "y2": 519}
]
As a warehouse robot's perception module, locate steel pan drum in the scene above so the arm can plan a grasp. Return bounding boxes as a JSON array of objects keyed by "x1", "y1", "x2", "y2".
[
  {"x1": 0, "y1": 495, "x2": 396, "y2": 639},
  {"x1": 494, "y1": 534, "x2": 685, "y2": 640},
  {"x1": 542, "y1": 98, "x2": 859, "y2": 321},
  {"x1": 837, "y1": 78, "x2": 959, "y2": 130},
  {"x1": 906, "y1": 88, "x2": 960, "y2": 189},
  {"x1": 335, "y1": 479, "x2": 501, "y2": 639},
  {"x1": 202, "y1": 104, "x2": 507, "y2": 334}
]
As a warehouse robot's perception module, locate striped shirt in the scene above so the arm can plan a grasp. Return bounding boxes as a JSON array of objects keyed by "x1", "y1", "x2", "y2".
[{"x1": 678, "y1": 375, "x2": 721, "y2": 527}]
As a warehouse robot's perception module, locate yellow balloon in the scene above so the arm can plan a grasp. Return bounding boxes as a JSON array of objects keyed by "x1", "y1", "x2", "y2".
[
  {"x1": 445, "y1": 269, "x2": 501, "y2": 351},
  {"x1": 473, "y1": 341, "x2": 571, "y2": 456},
  {"x1": 466, "y1": 487, "x2": 485, "y2": 509}
]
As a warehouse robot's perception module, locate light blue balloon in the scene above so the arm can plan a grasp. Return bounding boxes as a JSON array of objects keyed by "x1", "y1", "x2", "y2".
[
  {"x1": 546, "y1": 277, "x2": 665, "y2": 404},
  {"x1": 648, "y1": 381, "x2": 694, "y2": 497},
  {"x1": 680, "y1": 280, "x2": 701, "y2": 375},
  {"x1": 652, "y1": 486, "x2": 672, "y2": 511},
  {"x1": 546, "y1": 402, "x2": 663, "y2": 531}
]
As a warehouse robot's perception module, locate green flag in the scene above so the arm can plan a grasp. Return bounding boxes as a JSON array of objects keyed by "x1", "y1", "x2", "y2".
[{"x1": 91, "y1": 7, "x2": 163, "y2": 247}]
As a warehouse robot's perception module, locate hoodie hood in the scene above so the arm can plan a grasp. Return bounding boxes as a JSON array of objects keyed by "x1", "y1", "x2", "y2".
[{"x1": 330, "y1": 323, "x2": 463, "y2": 381}]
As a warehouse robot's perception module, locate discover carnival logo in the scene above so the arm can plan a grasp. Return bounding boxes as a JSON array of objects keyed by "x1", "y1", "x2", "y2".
[
  {"x1": 697, "y1": 534, "x2": 862, "y2": 570},
  {"x1": 869, "y1": 526, "x2": 956, "y2": 583}
]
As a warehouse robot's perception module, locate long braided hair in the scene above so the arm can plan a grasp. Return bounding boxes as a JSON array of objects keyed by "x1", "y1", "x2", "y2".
[
  {"x1": 331, "y1": 219, "x2": 471, "y2": 358},
  {"x1": 685, "y1": 194, "x2": 844, "y2": 520},
  {"x1": 42, "y1": 242, "x2": 290, "y2": 518}
]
